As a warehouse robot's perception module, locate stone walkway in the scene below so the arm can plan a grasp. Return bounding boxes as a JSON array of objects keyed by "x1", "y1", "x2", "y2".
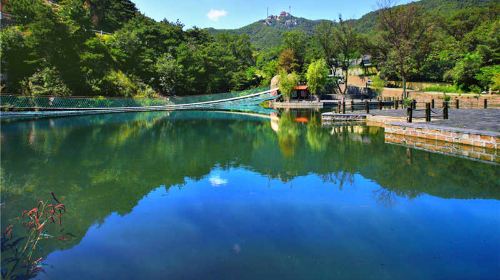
[{"x1": 370, "y1": 109, "x2": 500, "y2": 132}]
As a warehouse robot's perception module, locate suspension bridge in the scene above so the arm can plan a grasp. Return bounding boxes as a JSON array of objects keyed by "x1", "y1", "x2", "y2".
[{"x1": 0, "y1": 87, "x2": 280, "y2": 117}]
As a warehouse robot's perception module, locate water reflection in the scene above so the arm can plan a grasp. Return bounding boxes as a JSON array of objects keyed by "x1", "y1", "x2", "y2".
[{"x1": 1, "y1": 111, "x2": 499, "y2": 279}]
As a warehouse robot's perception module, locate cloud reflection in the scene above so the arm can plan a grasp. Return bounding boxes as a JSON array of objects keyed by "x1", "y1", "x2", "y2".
[{"x1": 209, "y1": 175, "x2": 228, "y2": 187}]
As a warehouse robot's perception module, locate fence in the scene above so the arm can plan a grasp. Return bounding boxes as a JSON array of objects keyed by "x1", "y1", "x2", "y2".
[
  {"x1": 331, "y1": 97, "x2": 493, "y2": 123},
  {"x1": 0, "y1": 87, "x2": 271, "y2": 111}
]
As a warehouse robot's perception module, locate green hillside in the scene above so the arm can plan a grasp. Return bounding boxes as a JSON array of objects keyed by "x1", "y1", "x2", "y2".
[
  {"x1": 207, "y1": 14, "x2": 329, "y2": 50},
  {"x1": 207, "y1": 0, "x2": 498, "y2": 50}
]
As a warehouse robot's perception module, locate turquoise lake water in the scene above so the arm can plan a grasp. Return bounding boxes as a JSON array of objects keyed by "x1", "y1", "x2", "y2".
[{"x1": 1, "y1": 111, "x2": 499, "y2": 279}]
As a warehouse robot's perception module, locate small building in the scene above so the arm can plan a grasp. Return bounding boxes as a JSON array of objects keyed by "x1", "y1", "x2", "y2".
[{"x1": 291, "y1": 85, "x2": 310, "y2": 100}]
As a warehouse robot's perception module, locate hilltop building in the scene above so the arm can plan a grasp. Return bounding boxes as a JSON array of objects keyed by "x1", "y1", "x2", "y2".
[{"x1": 264, "y1": 11, "x2": 298, "y2": 28}]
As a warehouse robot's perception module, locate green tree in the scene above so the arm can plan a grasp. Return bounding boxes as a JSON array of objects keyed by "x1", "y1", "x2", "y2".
[
  {"x1": 314, "y1": 21, "x2": 336, "y2": 69},
  {"x1": 278, "y1": 48, "x2": 299, "y2": 73},
  {"x1": 282, "y1": 30, "x2": 308, "y2": 71},
  {"x1": 331, "y1": 15, "x2": 360, "y2": 94},
  {"x1": 447, "y1": 52, "x2": 483, "y2": 92},
  {"x1": 377, "y1": 1, "x2": 430, "y2": 97},
  {"x1": 306, "y1": 59, "x2": 329, "y2": 95},
  {"x1": 21, "y1": 66, "x2": 71, "y2": 96},
  {"x1": 86, "y1": 0, "x2": 138, "y2": 32},
  {"x1": 79, "y1": 36, "x2": 114, "y2": 94},
  {"x1": 278, "y1": 71, "x2": 299, "y2": 101},
  {"x1": 155, "y1": 54, "x2": 183, "y2": 95}
]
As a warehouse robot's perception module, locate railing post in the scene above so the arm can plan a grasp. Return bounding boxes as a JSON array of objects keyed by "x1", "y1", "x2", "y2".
[
  {"x1": 484, "y1": 99, "x2": 488, "y2": 109},
  {"x1": 431, "y1": 99, "x2": 435, "y2": 108},
  {"x1": 412, "y1": 99, "x2": 417, "y2": 110},
  {"x1": 455, "y1": 99, "x2": 459, "y2": 109},
  {"x1": 425, "y1": 103, "x2": 431, "y2": 122},
  {"x1": 351, "y1": 99, "x2": 354, "y2": 112},
  {"x1": 365, "y1": 100, "x2": 369, "y2": 114},
  {"x1": 378, "y1": 100, "x2": 383, "y2": 110},
  {"x1": 395, "y1": 98, "x2": 399, "y2": 109},
  {"x1": 407, "y1": 107, "x2": 413, "y2": 123},
  {"x1": 342, "y1": 100, "x2": 346, "y2": 114},
  {"x1": 443, "y1": 102, "x2": 448, "y2": 119}
]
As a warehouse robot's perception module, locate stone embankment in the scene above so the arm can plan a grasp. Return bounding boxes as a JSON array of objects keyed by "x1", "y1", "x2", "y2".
[{"x1": 323, "y1": 108, "x2": 499, "y2": 163}]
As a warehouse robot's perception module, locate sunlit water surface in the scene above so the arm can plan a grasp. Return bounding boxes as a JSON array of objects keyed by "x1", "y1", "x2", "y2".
[{"x1": 1, "y1": 111, "x2": 499, "y2": 280}]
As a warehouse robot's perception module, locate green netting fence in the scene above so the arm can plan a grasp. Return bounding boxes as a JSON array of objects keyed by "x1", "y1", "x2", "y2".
[
  {"x1": 169, "y1": 87, "x2": 270, "y2": 105},
  {"x1": 0, "y1": 87, "x2": 273, "y2": 110},
  {"x1": 0, "y1": 95, "x2": 171, "y2": 109}
]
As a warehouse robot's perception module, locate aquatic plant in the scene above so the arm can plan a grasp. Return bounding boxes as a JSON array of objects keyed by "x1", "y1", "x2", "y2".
[{"x1": 1, "y1": 192, "x2": 67, "y2": 280}]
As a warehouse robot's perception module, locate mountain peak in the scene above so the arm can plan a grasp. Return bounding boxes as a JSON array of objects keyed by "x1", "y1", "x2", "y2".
[{"x1": 263, "y1": 11, "x2": 298, "y2": 28}]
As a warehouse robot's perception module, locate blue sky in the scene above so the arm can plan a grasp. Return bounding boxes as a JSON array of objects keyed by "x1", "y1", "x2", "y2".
[{"x1": 132, "y1": 0, "x2": 415, "y2": 29}]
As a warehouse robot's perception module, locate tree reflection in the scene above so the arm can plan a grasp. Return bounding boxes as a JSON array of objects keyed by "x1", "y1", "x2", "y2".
[
  {"x1": 306, "y1": 115, "x2": 329, "y2": 152},
  {"x1": 1, "y1": 110, "x2": 499, "y2": 262},
  {"x1": 276, "y1": 112, "x2": 300, "y2": 157}
]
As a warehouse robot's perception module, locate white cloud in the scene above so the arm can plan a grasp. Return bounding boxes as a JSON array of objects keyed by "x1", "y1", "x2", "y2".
[
  {"x1": 207, "y1": 9, "x2": 228, "y2": 22},
  {"x1": 209, "y1": 175, "x2": 228, "y2": 187}
]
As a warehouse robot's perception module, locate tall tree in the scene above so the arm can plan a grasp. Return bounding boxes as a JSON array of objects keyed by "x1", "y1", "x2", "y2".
[
  {"x1": 278, "y1": 48, "x2": 299, "y2": 73},
  {"x1": 377, "y1": 0, "x2": 430, "y2": 97},
  {"x1": 331, "y1": 15, "x2": 359, "y2": 94},
  {"x1": 314, "y1": 21, "x2": 336, "y2": 70},
  {"x1": 86, "y1": 0, "x2": 138, "y2": 32},
  {"x1": 282, "y1": 30, "x2": 308, "y2": 72}
]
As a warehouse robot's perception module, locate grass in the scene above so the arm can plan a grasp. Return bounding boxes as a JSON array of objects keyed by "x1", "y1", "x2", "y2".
[{"x1": 423, "y1": 84, "x2": 464, "y2": 93}]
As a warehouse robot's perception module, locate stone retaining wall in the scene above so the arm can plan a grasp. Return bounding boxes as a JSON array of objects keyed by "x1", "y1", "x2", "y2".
[
  {"x1": 385, "y1": 133, "x2": 498, "y2": 163},
  {"x1": 271, "y1": 101, "x2": 323, "y2": 109},
  {"x1": 379, "y1": 89, "x2": 500, "y2": 108},
  {"x1": 384, "y1": 122, "x2": 499, "y2": 149}
]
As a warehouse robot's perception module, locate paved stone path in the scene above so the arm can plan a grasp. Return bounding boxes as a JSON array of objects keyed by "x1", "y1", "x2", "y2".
[{"x1": 370, "y1": 109, "x2": 500, "y2": 132}]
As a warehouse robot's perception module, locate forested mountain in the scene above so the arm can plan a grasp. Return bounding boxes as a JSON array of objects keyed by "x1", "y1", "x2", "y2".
[
  {"x1": 208, "y1": 0, "x2": 498, "y2": 50},
  {"x1": 207, "y1": 13, "x2": 329, "y2": 50}
]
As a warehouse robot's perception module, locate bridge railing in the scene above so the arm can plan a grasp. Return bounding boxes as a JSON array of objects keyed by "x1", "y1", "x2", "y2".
[
  {"x1": 169, "y1": 87, "x2": 270, "y2": 105},
  {"x1": 0, "y1": 87, "x2": 274, "y2": 111},
  {"x1": 0, "y1": 95, "x2": 171, "y2": 110}
]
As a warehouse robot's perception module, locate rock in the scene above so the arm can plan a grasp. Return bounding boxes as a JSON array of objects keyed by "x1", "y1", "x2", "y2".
[{"x1": 270, "y1": 75, "x2": 280, "y2": 90}]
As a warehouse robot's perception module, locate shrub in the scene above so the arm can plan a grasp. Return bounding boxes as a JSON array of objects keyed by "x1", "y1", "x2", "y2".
[
  {"x1": 20, "y1": 67, "x2": 71, "y2": 96},
  {"x1": 370, "y1": 75, "x2": 386, "y2": 96},
  {"x1": 424, "y1": 84, "x2": 462, "y2": 93},
  {"x1": 102, "y1": 70, "x2": 137, "y2": 97},
  {"x1": 136, "y1": 81, "x2": 158, "y2": 98},
  {"x1": 403, "y1": 97, "x2": 413, "y2": 107},
  {"x1": 476, "y1": 65, "x2": 500, "y2": 91}
]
